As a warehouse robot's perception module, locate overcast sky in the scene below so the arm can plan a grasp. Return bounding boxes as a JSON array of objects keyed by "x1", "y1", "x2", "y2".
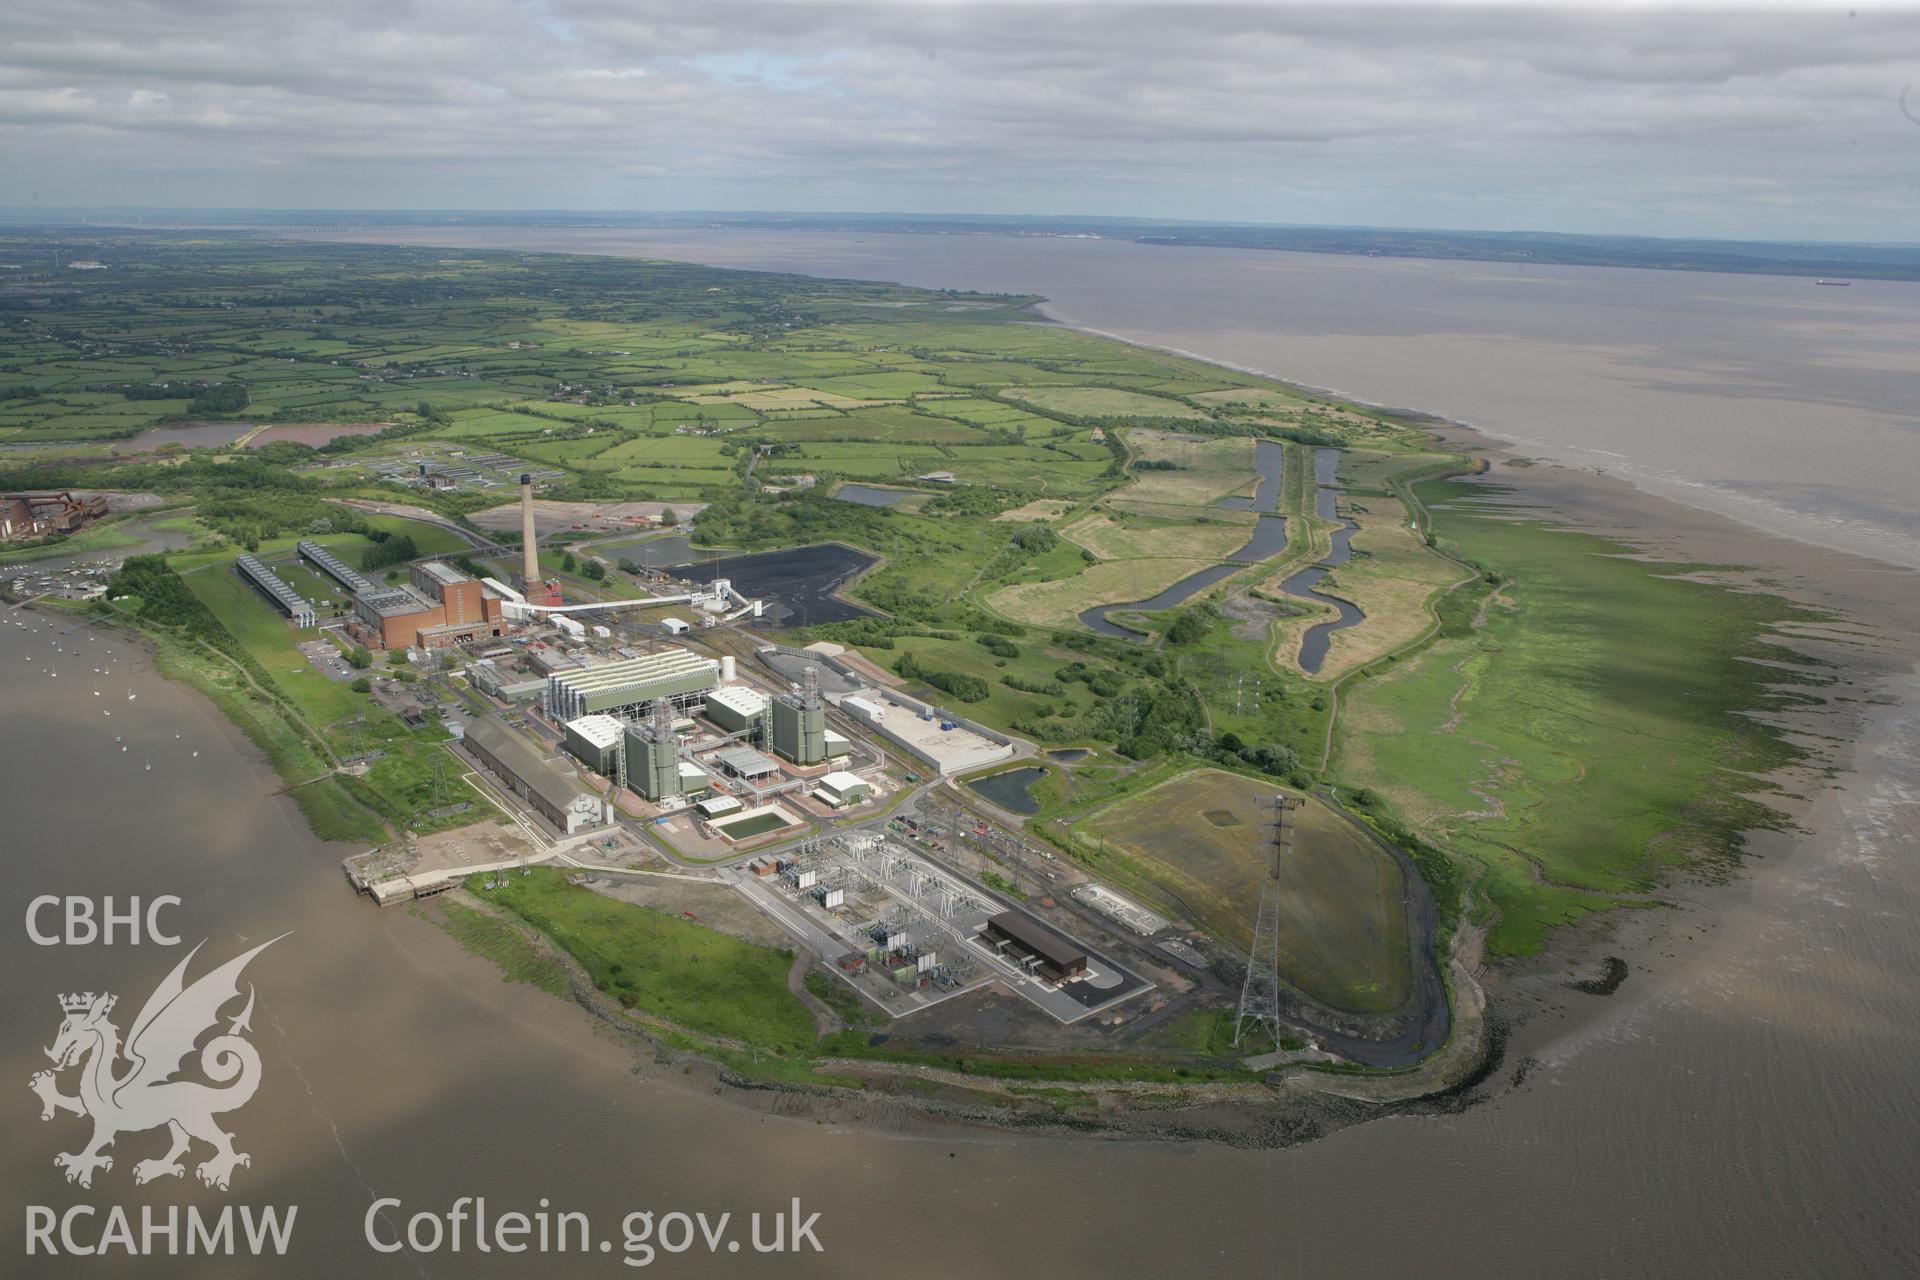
[{"x1": 2, "y1": 1, "x2": 1917, "y2": 241}]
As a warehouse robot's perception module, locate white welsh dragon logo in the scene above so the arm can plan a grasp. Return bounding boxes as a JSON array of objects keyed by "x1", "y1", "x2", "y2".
[{"x1": 29, "y1": 936, "x2": 285, "y2": 1191}]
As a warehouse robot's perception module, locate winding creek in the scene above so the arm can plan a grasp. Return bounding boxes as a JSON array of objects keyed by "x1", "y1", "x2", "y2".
[
  {"x1": 1080, "y1": 442, "x2": 1368, "y2": 671},
  {"x1": 1285, "y1": 448, "x2": 1365, "y2": 675}
]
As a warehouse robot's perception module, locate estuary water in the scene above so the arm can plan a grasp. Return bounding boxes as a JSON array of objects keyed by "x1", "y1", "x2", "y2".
[{"x1": 5, "y1": 226, "x2": 1913, "y2": 1277}]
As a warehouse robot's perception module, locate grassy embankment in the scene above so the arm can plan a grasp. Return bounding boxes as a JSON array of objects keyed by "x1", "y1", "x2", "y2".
[
  {"x1": 428, "y1": 900, "x2": 571, "y2": 996},
  {"x1": 1333, "y1": 475, "x2": 1823, "y2": 956},
  {"x1": 460, "y1": 868, "x2": 1267, "y2": 1090},
  {"x1": 1075, "y1": 767, "x2": 1411, "y2": 1015}
]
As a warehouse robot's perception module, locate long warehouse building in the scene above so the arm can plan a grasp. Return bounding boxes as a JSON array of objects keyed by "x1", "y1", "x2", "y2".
[
  {"x1": 462, "y1": 716, "x2": 604, "y2": 835},
  {"x1": 235, "y1": 555, "x2": 316, "y2": 627},
  {"x1": 545, "y1": 649, "x2": 720, "y2": 721},
  {"x1": 296, "y1": 539, "x2": 374, "y2": 595}
]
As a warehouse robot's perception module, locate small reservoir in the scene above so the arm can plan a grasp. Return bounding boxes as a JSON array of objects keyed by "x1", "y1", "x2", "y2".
[
  {"x1": 966, "y1": 766, "x2": 1047, "y2": 815},
  {"x1": 834, "y1": 484, "x2": 913, "y2": 507}
]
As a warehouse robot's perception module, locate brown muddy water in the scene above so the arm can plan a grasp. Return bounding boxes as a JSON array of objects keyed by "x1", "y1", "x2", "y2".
[{"x1": 5, "y1": 228, "x2": 1917, "y2": 1276}]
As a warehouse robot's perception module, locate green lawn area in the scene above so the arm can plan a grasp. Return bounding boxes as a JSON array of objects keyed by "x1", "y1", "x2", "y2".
[
  {"x1": 430, "y1": 900, "x2": 571, "y2": 996},
  {"x1": 0, "y1": 518, "x2": 148, "y2": 563},
  {"x1": 472, "y1": 868, "x2": 816, "y2": 1054},
  {"x1": 862, "y1": 631, "x2": 1139, "y2": 745},
  {"x1": 181, "y1": 564, "x2": 365, "y2": 726}
]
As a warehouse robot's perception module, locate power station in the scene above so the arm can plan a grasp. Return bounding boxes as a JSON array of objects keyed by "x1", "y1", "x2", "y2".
[{"x1": 771, "y1": 665, "x2": 827, "y2": 765}]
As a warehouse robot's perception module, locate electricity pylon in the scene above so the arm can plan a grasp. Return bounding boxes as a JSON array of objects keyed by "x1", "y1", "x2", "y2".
[{"x1": 1235, "y1": 793, "x2": 1305, "y2": 1047}]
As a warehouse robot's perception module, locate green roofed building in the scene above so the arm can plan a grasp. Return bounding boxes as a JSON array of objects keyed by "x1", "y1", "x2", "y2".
[
  {"x1": 545, "y1": 649, "x2": 719, "y2": 721},
  {"x1": 771, "y1": 697, "x2": 826, "y2": 766},
  {"x1": 623, "y1": 719, "x2": 681, "y2": 801},
  {"x1": 563, "y1": 714, "x2": 625, "y2": 777}
]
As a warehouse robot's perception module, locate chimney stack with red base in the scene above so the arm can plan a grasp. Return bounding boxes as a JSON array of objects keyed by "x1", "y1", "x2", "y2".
[{"x1": 520, "y1": 474, "x2": 561, "y2": 607}]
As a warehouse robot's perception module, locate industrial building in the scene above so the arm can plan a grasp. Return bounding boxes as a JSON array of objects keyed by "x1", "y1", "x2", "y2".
[
  {"x1": 346, "y1": 559, "x2": 507, "y2": 650},
  {"x1": 771, "y1": 698, "x2": 825, "y2": 765},
  {"x1": 2, "y1": 490, "x2": 108, "y2": 540},
  {"x1": 696, "y1": 794, "x2": 742, "y2": 821},
  {"x1": 770, "y1": 666, "x2": 827, "y2": 765},
  {"x1": 545, "y1": 649, "x2": 719, "y2": 721},
  {"x1": 297, "y1": 539, "x2": 374, "y2": 595},
  {"x1": 461, "y1": 716, "x2": 604, "y2": 834},
  {"x1": 704, "y1": 684, "x2": 769, "y2": 735},
  {"x1": 814, "y1": 770, "x2": 870, "y2": 808},
  {"x1": 843, "y1": 696, "x2": 888, "y2": 724},
  {"x1": 622, "y1": 702, "x2": 681, "y2": 801},
  {"x1": 235, "y1": 555, "x2": 316, "y2": 627},
  {"x1": 711, "y1": 744, "x2": 781, "y2": 782},
  {"x1": 563, "y1": 714, "x2": 625, "y2": 776},
  {"x1": 982, "y1": 911, "x2": 1088, "y2": 981},
  {"x1": 469, "y1": 659, "x2": 546, "y2": 702}
]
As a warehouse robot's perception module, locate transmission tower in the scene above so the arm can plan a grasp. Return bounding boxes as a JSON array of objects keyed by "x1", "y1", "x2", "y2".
[{"x1": 1235, "y1": 793, "x2": 1305, "y2": 1047}]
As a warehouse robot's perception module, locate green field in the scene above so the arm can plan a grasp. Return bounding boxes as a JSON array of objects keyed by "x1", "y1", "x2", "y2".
[
  {"x1": 1335, "y1": 477, "x2": 1817, "y2": 956},
  {"x1": 1078, "y1": 768, "x2": 1411, "y2": 1013},
  {"x1": 473, "y1": 868, "x2": 816, "y2": 1054}
]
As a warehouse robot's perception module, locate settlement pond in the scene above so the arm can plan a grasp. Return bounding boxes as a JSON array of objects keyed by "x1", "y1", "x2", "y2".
[
  {"x1": 966, "y1": 766, "x2": 1048, "y2": 815},
  {"x1": 834, "y1": 483, "x2": 916, "y2": 507}
]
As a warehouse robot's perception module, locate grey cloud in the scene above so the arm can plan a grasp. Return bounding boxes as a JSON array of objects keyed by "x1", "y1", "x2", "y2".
[{"x1": 0, "y1": 2, "x2": 1915, "y2": 239}]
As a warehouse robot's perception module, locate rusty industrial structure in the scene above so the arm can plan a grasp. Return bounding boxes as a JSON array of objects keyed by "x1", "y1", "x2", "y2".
[{"x1": 1, "y1": 491, "x2": 109, "y2": 541}]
